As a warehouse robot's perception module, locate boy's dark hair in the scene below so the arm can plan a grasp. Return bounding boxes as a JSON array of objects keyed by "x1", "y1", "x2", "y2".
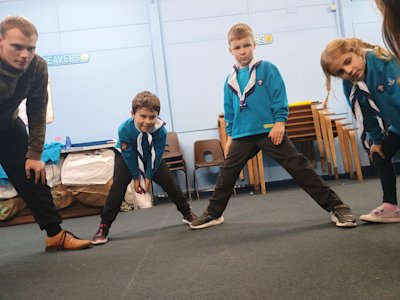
[
  {"x1": 132, "y1": 91, "x2": 161, "y2": 114},
  {"x1": 227, "y1": 23, "x2": 254, "y2": 44},
  {"x1": 0, "y1": 15, "x2": 38, "y2": 38}
]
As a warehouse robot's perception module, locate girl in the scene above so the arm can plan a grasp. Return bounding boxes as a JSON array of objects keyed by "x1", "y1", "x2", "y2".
[{"x1": 321, "y1": 38, "x2": 400, "y2": 223}]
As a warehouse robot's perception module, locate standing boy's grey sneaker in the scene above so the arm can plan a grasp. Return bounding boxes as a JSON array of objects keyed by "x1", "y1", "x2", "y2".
[
  {"x1": 182, "y1": 210, "x2": 198, "y2": 225},
  {"x1": 331, "y1": 204, "x2": 357, "y2": 228},
  {"x1": 190, "y1": 211, "x2": 224, "y2": 229}
]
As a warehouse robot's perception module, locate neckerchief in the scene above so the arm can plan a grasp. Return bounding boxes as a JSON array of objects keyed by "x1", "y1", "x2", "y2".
[
  {"x1": 227, "y1": 57, "x2": 261, "y2": 110},
  {"x1": 135, "y1": 118, "x2": 164, "y2": 183},
  {"x1": 350, "y1": 80, "x2": 385, "y2": 150}
]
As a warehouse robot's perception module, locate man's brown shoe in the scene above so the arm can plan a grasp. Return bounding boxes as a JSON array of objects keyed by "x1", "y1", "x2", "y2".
[{"x1": 45, "y1": 230, "x2": 92, "y2": 251}]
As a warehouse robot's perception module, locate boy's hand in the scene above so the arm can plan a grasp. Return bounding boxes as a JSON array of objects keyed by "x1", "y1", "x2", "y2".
[
  {"x1": 134, "y1": 179, "x2": 145, "y2": 194},
  {"x1": 144, "y1": 179, "x2": 152, "y2": 193},
  {"x1": 268, "y1": 122, "x2": 285, "y2": 145},
  {"x1": 369, "y1": 144, "x2": 385, "y2": 161},
  {"x1": 224, "y1": 137, "x2": 232, "y2": 158}
]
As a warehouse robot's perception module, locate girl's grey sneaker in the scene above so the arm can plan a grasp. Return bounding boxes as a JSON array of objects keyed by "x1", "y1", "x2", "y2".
[
  {"x1": 360, "y1": 204, "x2": 400, "y2": 223},
  {"x1": 190, "y1": 211, "x2": 224, "y2": 229},
  {"x1": 331, "y1": 204, "x2": 357, "y2": 227}
]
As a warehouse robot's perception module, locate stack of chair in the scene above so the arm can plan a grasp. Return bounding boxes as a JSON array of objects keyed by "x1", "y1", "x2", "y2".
[
  {"x1": 163, "y1": 132, "x2": 191, "y2": 200},
  {"x1": 287, "y1": 101, "x2": 326, "y2": 171},
  {"x1": 318, "y1": 109, "x2": 363, "y2": 182},
  {"x1": 287, "y1": 101, "x2": 363, "y2": 182}
]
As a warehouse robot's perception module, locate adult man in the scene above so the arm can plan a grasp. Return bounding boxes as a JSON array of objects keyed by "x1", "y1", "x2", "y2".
[{"x1": 0, "y1": 15, "x2": 91, "y2": 251}]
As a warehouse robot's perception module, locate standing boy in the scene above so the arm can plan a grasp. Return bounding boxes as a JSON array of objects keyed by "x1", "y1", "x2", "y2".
[
  {"x1": 92, "y1": 91, "x2": 197, "y2": 245},
  {"x1": 190, "y1": 23, "x2": 357, "y2": 229},
  {"x1": 0, "y1": 16, "x2": 91, "y2": 251}
]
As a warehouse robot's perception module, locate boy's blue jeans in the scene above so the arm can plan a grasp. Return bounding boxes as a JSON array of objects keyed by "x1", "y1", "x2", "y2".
[
  {"x1": 207, "y1": 133, "x2": 344, "y2": 218},
  {"x1": 101, "y1": 151, "x2": 191, "y2": 227},
  {"x1": 372, "y1": 130, "x2": 400, "y2": 205}
]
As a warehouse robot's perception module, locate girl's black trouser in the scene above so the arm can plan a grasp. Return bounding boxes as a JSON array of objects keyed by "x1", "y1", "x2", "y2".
[
  {"x1": 0, "y1": 118, "x2": 62, "y2": 230},
  {"x1": 372, "y1": 130, "x2": 400, "y2": 205},
  {"x1": 101, "y1": 152, "x2": 190, "y2": 227},
  {"x1": 207, "y1": 133, "x2": 344, "y2": 218}
]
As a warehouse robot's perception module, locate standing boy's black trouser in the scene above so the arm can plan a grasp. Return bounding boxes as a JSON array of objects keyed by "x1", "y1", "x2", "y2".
[
  {"x1": 0, "y1": 118, "x2": 62, "y2": 230},
  {"x1": 207, "y1": 133, "x2": 344, "y2": 218},
  {"x1": 101, "y1": 152, "x2": 190, "y2": 227},
  {"x1": 372, "y1": 130, "x2": 400, "y2": 205}
]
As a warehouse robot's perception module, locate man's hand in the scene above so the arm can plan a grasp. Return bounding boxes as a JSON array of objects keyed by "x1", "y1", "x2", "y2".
[
  {"x1": 369, "y1": 144, "x2": 385, "y2": 161},
  {"x1": 268, "y1": 122, "x2": 285, "y2": 145},
  {"x1": 25, "y1": 159, "x2": 46, "y2": 184}
]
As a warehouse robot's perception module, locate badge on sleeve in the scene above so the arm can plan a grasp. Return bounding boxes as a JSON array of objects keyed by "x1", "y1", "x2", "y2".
[
  {"x1": 121, "y1": 142, "x2": 127, "y2": 150},
  {"x1": 387, "y1": 76, "x2": 395, "y2": 86},
  {"x1": 376, "y1": 83, "x2": 386, "y2": 93}
]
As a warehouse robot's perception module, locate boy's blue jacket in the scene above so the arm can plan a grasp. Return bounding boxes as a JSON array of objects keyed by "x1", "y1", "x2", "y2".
[
  {"x1": 224, "y1": 60, "x2": 289, "y2": 139},
  {"x1": 343, "y1": 51, "x2": 400, "y2": 144},
  {"x1": 117, "y1": 118, "x2": 166, "y2": 180}
]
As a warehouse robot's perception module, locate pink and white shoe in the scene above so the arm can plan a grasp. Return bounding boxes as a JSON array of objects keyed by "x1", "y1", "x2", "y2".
[{"x1": 360, "y1": 204, "x2": 400, "y2": 223}]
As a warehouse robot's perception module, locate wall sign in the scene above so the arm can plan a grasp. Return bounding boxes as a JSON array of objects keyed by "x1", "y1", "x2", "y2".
[
  {"x1": 43, "y1": 52, "x2": 90, "y2": 67},
  {"x1": 255, "y1": 34, "x2": 273, "y2": 45}
]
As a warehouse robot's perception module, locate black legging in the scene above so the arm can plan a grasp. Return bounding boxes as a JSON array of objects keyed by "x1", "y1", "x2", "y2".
[{"x1": 372, "y1": 130, "x2": 400, "y2": 205}]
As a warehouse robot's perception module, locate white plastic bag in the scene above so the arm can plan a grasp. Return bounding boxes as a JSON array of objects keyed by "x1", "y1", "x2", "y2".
[
  {"x1": 123, "y1": 181, "x2": 153, "y2": 209},
  {"x1": 61, "y1": 149, "x2": 114, "y2": 185}
]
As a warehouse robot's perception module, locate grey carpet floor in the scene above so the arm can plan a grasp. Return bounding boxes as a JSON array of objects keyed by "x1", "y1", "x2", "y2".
[{"x1": 1, "y1": 177, "x2": 400, "y2": 300}]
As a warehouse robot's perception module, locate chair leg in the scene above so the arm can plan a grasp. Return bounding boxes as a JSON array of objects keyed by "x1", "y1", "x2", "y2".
[
  {"x1": 334, "y1": 120, "x2": 350, "y2": 173},
  {"x1": 318, "y1": 110, "x2": 333, "y2": 175},
  {"x1": 183, "y1": 169, "x2": 191, "y2": 201},
  {"x1": 348, "y1": 130, "x2": 363, "y2": 183},
  {"x1": 311, "y1": 104, "x2": 326, "y2": 172},
  {"x1": 257, "y1": 151, "x2": 266, "y2": 195},
  {"x1": 343, "y1": 126, "x2": 355, "y2": 179},
  {"x1": 325, "y1": 114, "x2": 339, "y2": 179},
  {"x1": 251, "y1": 156, "x2": 260, "y2": 191},
  {"x1": 193, "y1": 169, "x2": 200, "y2": 200}
]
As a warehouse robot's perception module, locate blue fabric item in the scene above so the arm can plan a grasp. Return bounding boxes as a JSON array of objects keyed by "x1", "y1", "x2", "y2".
[
  {"x1": 41, "y1": 142, "x2": 64, "y2": 164},
  {"x1": 0, "y1": 165, "x2": 7, "y2": 180}
]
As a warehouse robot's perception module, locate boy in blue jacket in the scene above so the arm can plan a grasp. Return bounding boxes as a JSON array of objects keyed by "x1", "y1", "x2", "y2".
[
  {"x1": 190, "y1": 23, "x2": 356, "y2": 229},
  {"x1": 92, "y1": 91, "x2": 196, "y2": 244}
]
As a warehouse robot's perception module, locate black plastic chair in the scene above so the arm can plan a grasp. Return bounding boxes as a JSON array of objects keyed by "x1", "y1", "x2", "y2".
[{"x1": 163, "y1": 132, "x2": 191, "y2": 200}]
